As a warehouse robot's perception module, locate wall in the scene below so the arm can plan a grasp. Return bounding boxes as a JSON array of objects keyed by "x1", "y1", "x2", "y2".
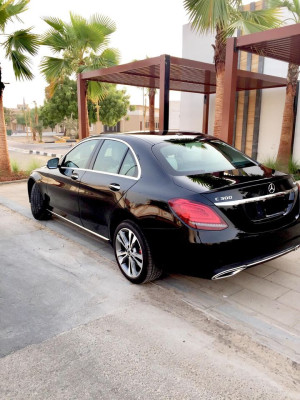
[{"x1": 180, "y1": 24, "x2": 215, "y2": 133}]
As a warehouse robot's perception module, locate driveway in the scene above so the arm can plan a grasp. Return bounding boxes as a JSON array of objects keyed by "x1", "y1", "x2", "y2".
[{"x1": 0, "y1": 182, "x2": 299, "y2": 399}]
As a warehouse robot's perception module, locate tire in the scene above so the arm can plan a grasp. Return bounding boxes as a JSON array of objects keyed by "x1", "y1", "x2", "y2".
[
  {"x1": 113, "y1": 220, "x2": 162, "y2": 284},
  {"x1": 30, "y1": 182, "x2": 51, "y2": 220}
]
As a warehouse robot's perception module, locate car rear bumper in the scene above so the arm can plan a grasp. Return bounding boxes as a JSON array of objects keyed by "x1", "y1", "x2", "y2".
[
  {"x1": 146, "y1": 218, "x2": 300, "y2": 279},
  {"x1": 188, "y1": 220, "x2": 300, "y2": 279}
]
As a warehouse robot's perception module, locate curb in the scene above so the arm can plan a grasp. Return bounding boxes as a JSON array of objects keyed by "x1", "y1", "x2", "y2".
[
  {"x1": 0, "y1": 179, "x2": 28, "y2": 185},
  {"x1": 9, "y1": 146, "x2": 64, "y2": 158}
]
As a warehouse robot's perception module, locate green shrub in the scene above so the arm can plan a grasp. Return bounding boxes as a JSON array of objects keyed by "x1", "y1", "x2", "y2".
[
  {"x1": 11, "y1": 159, "x2": 20, "y2": 173},
  {"x1": 261, "y1": 157, "x2": 279, "y2": 170},
  {"x1": 26, "y1": 159, "x2": 43, "y2": 174},
  {"x1": 7, "y1": 129, "x2": 12, "y2": 136},
  {"x1": 288, "y1": 158, "x2": 300, "y2": 175}
]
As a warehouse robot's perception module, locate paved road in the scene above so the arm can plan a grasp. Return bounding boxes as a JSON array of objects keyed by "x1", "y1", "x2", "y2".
[
  {"x1": 0, "y1": 183, "x2": 299, "y2": 399},
  {"x1": 7, "y1": 138, "x2": 74, "y2": 157}
]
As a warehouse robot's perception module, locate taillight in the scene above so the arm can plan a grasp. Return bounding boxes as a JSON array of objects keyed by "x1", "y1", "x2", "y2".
[{"x1": 168, "y1": 198, "x2": 228, "y2": 231}]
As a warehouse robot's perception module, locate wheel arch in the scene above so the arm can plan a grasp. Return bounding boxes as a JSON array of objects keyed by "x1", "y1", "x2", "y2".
[
  {"x1": 109, "y1": 208, "x2": 140, "y2": 242},
  {"x1": 27, "y1": 177, "x2": 36, "y2": 202},
  {"x1": 27, "y1": 172, "x2": 43, "y2": 202}
]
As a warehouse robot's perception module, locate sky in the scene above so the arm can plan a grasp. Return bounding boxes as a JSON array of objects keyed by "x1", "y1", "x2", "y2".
[{"x1": 1, "y1": 0, "x2": 191, "y2": 108}]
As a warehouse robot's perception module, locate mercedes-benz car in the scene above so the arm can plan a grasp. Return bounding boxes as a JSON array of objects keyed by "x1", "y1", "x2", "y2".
[{"x1": 28, "y1": 132, "x2": 300, "y2": 283}]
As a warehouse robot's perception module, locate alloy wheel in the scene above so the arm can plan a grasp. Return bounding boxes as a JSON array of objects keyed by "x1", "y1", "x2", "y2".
[{"x1": 115, "y1": 228, "x2": 143, "y2": 278}]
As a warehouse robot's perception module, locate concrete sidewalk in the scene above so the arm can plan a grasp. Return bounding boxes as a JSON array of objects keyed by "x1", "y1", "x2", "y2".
[{"x1": 0, "y1": 182, "x2": 299, "y2": 365}]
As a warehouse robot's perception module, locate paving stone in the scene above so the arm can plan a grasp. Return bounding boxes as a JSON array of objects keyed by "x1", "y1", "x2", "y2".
[
  {"x1": 246, "y1": 263, "x2": 277, "y2": 278},
  {"x1": 267, "y1": 256, "x2": 300, "y2": 277},
  {"x1": 184, "y1": 274, "x2": 243, "y2": 297},
  {"x1": 229, "y1": 289, "x2": 300, "y2": 328},
  {"x1": 265, "y1": 270, "x2": 300, "y2": 291},
  {"x1": 276, "y1": 290, "x2": 300, "y2": 312},
  {"x1": 230, "y1": 272, "x2": 290, "y2": 300}
]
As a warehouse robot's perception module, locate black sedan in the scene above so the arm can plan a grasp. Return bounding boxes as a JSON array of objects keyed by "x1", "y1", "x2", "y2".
[{"x1": 28, "y1": 132, "x2": 300, "y2": 283}]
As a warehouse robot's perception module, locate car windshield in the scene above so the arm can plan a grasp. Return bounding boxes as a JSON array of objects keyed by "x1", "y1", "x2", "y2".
[{"x1": 152, "y1": 138, "x2": 255, "y2": 175}]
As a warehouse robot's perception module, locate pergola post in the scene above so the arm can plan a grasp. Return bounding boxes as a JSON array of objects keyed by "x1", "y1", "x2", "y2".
[
  {"x1": 77, "y1": 73, "x2": 88, "y2": 140},
  {"x1": 159, "y1": 54, "x2": 170, "y2": 133},
  {"x1": 221, "y1": 37, "x2": 238, "y2": 144},
  {"x1": 202, "y1": 94, "x2": 210, "y2": 134}
]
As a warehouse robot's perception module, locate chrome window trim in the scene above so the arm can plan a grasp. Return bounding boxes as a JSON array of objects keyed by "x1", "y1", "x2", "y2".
[
  {"x1": 49, "y1": 211, "x2": 110, "y2": 241},
  {"x1": 61, "y1": 137, "x2": 141, "y2": 181},
  {"x1": 214, "y1": 187, "x2": 298, "y2": 207}
]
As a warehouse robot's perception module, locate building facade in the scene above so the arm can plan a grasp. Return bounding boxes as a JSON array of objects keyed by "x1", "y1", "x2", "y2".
[{"x1": 180, "y1": 3, "x2": 300, "y2": 163}]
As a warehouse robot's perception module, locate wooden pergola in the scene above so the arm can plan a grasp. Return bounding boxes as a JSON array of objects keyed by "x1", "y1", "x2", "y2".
[
  {"x1": 77, "y1": 54, "x2": 286, "y2": 139},
  {"x1": 221, "y1": 24, "x2": 300, "y2": 144}
]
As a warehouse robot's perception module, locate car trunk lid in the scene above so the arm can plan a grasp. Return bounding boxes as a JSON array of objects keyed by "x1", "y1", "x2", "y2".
[{"x1": 172, "y1": 166, "x2": 299, "y2": 233}]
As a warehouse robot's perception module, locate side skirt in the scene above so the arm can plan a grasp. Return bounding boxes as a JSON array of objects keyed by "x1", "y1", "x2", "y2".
[{"x1": 49, "y1": 210, "x2": 110, "y2": 242}]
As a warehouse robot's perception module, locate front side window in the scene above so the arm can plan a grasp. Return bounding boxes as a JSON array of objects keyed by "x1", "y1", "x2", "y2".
[
  {"x1": 93, "y1": 140, "x2": 128, "y2": 174},
  {"x1": 62, "y1": 140, "x2": 98, "y2": 169},
  {"x1": 153, "y1": 138, "x2": 255, "y2": 175}
]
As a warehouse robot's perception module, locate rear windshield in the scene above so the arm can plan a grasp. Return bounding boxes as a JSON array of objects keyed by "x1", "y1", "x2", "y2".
[{"x1": 152, "y1": 139, "x2": 255, "y2": 175}]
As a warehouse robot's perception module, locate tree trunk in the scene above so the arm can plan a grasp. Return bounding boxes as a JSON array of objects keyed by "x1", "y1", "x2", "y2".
[
  {"x1": 86, "y1": 103, "x2": 90, "y2": 137},
  {"x1": 149, "y1": 88, "x2": 155, "y2": 131},
  {"x1": 276, "y1": 63, "x2": 299, "y2": 168},
  {"x1": 0, "y1": 91, "x2": 11, "y2": 174},
  {"x1": 213, "y1": 26, "x2": 226, "y2": 139},
  {"x1": 213, "y1": 63, "x2": 225, "y2": 138}
]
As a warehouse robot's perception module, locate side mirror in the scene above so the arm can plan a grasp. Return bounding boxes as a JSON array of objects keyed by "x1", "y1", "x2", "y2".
[{"x1": 47, "y1": 157, "x2": 60, "y2": 169}]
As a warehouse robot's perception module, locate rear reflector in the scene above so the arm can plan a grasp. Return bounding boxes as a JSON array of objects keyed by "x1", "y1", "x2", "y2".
[{"x1": 168, "y1": 198, "x2": 228, "y2": 231}]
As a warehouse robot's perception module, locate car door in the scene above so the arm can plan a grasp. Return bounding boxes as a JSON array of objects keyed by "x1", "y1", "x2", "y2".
[
  {"x1": 46, "y1": 139, "x2": 99, "y2": 224},
  {"x1": 79, "y1": 138, "x2": 140, "y2": 238}
]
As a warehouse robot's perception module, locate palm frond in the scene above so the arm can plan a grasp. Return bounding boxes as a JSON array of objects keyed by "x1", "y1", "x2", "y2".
[
  {"x1": 90, "y1": 14, "x2": 116, "y2": 36},
  {"x1": 184, "y1": 0, "x2": 231, "y2": 33},
  {"x1": 40, "y1": 56, "x2": 72, "y2": 81},
  {"x1": 42, "y1": 16, "x2": 65, "y2": 32},
  {"x1": 269, "y1": 0, "x2": 300, "y2": 22},
  {"x1": 229, "y1": 8, "x2": 282, "y2": 35},
  {"x1": 86, "y1": 48, "x2": 120, "y2": 71},
  {"x1": 4, "y1": 28, "x2": 39, "y2": 56},
  {"x1": 5, "y1": 0, "x2": 28, "y2": 17},
  {"x1": 69, "y1": 12, "x2": 106, "y2": 52},
  {"x1": 0, "y1": 0, "x2": 28, "y2": 29},
  {"x1": 41, "y1": 29, "x2": 70, "y2": 53},
  {"x1": 9, "y1": 50, "x2": 33, "y2": 80},
  {"x1": 87, "y1": 80, "x2": 111, "y2": 102}
]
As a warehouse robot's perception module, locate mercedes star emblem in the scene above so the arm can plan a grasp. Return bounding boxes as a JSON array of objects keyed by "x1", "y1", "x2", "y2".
[{"x1": 268, "y1": 183, "x2": 276, "y2": 194}]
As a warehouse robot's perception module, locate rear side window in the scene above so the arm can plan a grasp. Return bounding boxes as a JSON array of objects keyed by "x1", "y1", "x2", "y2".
[
  {"x1": 119, "y1": 150, "x2": 138, "y2": 177},
  {"x1": 93, "y1": 140, "x2": 128, "y2": 174},
  {"x1": 153, "y1": 139, "x2": 255, "y2": 175}
]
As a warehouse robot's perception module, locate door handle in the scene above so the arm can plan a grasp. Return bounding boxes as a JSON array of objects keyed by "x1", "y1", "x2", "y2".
[
  {"x1": 109, "y1": 183, "x2": 120, "y2": 191},
  {"x1": 71, "y1": 172, "x2": 79, "y2": 180}
]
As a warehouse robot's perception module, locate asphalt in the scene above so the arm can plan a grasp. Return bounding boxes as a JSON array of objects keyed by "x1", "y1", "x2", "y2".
[{"x1": 0, "y1": 182, "x2": 299, "y2": 399}]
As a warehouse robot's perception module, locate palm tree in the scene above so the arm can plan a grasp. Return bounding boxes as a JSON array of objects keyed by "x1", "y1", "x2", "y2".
[
  {"x1": 40, "y1": 13, "x2": 120, "y2": 134},
  {"x1": 184, "y1": 0, "x2": 281, "y2": 138},
  {"x1": 0, "y1": 0, "x2": 39, "y2": 174},
  {"x1": 149, "y1": 88, "x2": 156, "y2": 131},
  {"x1": 274, "y1": 0, "x2": 300, "y2": 167}
]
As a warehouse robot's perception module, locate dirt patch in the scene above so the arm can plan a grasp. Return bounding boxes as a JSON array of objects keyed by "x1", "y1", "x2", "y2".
[{"x1": 0, "y1": 172, "x2": 28, "y2": 182}]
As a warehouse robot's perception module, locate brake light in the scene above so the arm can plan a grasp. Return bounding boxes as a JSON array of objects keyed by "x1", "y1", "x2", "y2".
[{"x1": 168, "y1": 198, "x2": 228, "y2": 231}]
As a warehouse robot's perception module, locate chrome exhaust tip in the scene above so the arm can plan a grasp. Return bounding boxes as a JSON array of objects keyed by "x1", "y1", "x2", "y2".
[{"x1": 211, "y1": 266, "x2": 246, "y2": 280}]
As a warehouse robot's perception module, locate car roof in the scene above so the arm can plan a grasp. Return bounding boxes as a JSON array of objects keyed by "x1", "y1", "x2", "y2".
[{"x1": 88, "y1": 131, "x2": 215, "y2": 144}]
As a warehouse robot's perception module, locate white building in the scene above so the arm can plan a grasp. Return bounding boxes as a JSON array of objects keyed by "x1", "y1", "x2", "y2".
[{"x1": 180, "y1": 23, "x2": 300, "y2": 163}]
